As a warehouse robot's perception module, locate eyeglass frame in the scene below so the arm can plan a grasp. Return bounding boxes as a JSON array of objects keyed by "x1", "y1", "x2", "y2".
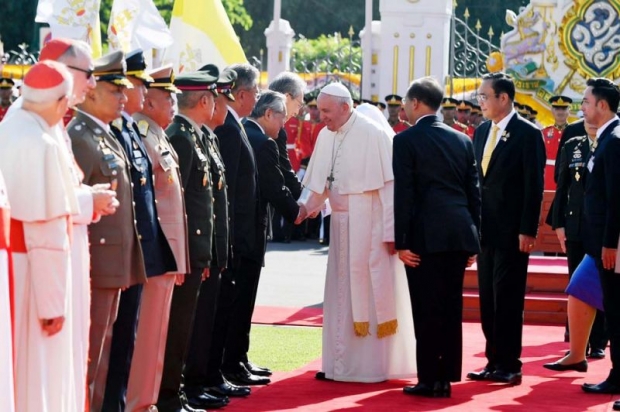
[{"x1": 67, "y1": 65, "x2": 95, "y2": 80}]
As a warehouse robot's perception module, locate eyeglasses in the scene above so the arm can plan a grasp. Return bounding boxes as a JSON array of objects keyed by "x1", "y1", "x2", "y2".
[{"x1": 67, "y1": 65, "x2": 95, "y2": 80}]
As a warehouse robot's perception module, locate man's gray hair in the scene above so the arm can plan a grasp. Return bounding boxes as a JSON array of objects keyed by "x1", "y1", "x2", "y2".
[
  {"x1": 250, "y1": 90, "x2": 287, "y2": 118},
  {"x1": 55, "y1": 40, "x2": 93, "y2": 66},
  {"x1": 177, "y1": 91, "x2": 208, "y2": 110},
  {"x1": 228, "y1": 63, "x2": 260, "y2": 92},
  {"x1": 269, "y1": 72, "x2": 306, "y2": 99}
]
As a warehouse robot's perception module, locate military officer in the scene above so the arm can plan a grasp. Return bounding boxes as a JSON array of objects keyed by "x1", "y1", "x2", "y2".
[
  {"x1": 156, "y1": 67, "x2": 220, "y2": 412},
  {"x1": 441, "y1": 97, "x2": 468, "y2": 135},
  {"x1": 185, "y1": 67, "x2": 252, "y2": 403},
  {"x1": 125, "y1": 64, "x2": 190, "y2": 412},
  {"x1": 456, "y1": 100, "x2": 475, "y2": 138},
  {"x1": 552, "y1": 121, "x2": 607, "y2": 359},
  {"x1": 69, "y1": 50, "x2": 147, "y2": 411},
  {"x1": 542, "y1": 96, "x2": 572, "y2": 190},
  {"x1": 103, "y1": 49, "x2": 177, "y2": 412},
  {"x1": 385, "y1": 94, "x2": 409, "y2": 133},
  {"x1": 0, "y1": 78, "x2": 15, "y2": 121}
]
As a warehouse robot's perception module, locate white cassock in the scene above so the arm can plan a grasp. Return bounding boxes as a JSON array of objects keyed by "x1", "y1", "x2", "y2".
[
  {"x1": 0, "y1": 108, "x2": 79, "y2": 412},
  {"x1": 301, "y1": 110, "x2": 417, "y2": 382},
  {"x1": 0, "y1": 170, "x2": 15, "y2": 412},
  {"x1": 7, "y1": 98, "x2": 92, "y2": 412}
]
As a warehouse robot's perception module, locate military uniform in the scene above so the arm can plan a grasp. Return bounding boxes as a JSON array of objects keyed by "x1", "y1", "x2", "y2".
[
  {"x1": 0, "y1": 78, "x2": 15, "y2": 122},
  {"x1": 157, "y1": 67, "x2": 220, "y2": 412},
  {"x1": 456, "y1": 100, "x2": 475, "y2": 139},
  {"x1": 542, "y1": 96, "x2": 572, "y2": 190},
  {"x1": 385, "y1": 94, "x2": 409, "y2": 133}
]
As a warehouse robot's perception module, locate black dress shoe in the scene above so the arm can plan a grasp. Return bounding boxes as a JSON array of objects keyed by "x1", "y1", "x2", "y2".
[
  {"x1": 315, "y1": 371, "x2": 333, "y2": 381},
  {"x1": 466, "y1": 367, "x2": 494, "y2": 381},
  {"x1": 490, "y1": 370, "x2": 522, "y2": 385},
  {"x1": 206, "y1": 381, "x2": 251, "y2": 397},
  {"x1": 582, "y1": 380, "x2": 620, "y2": 394},
  {"x1": 441, "y1": 381, "x2": 452, "y2": 398},
  {"x1": 185, "y1": 391, "x2": 229, "y2": 409},
  {"x1": 589, "y1": 348, "x2": 606, "y2": 359},
  {"x1": 224, "y1": 363, "x2": 271, "y2": 386},
  {"x1": 613, "y1": 400, "x2": 620, "y2": 411},
  {"x1": 156, "y1": 397, "x2": 206, "y2": 412},
  {"x1": 403, "y1": 382, "x2": 438, "y2": 398},
  {"x1": 543, "y1": 360, "x2": 587, "y2": 372},
  {"x1": 244, "y1": 361, "x2": 272, "y2": 376}
]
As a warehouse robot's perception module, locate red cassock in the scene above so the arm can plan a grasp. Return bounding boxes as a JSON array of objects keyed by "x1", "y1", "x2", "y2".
[
  {"x1": 542, "y1": 125, "x2": 563, "y2": 190},
  {"x1": 0, "y1": 106, "x2": 9, "y2": 123}
]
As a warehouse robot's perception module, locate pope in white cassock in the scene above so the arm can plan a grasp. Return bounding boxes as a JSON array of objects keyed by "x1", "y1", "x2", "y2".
[
  {"x1": 0, "y1": 61, "x2": 79, "y2": 412},
  {"x1": 297, "y1": 83, "x2": 416, "y2": 382}
]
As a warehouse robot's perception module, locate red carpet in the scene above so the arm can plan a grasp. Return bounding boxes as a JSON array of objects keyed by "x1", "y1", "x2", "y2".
[
  {"x1": 252, "y1": 305, "x2": 323, "y2": 327},
  {"x1": 238, "y1": 318, "x2": 617, "y2": 411}
]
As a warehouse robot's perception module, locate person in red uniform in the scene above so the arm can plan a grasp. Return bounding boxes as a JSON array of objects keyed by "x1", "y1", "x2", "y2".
[
  {"x1": 456, "y1": 100, "x2": 475, "y2": 138},
  {"x1": 442, "y1": 97, "x2": 467, "y2": 134},
  {"x1": 283, "y1": 112, "x2": 309, "y2": 173},
  {"x1": 542, "y1": 95, "x2": 572, "y2": 190},
  {"x1": 299, "y1": 97, "x2": 324, "y2": 161},
  {"x1": 470, "y1": 104, "x2": 483, "y2": 128},
  {"x1": 0, "y1": 78, "x2": 15, "y2": 122},
  {"x1": 385, "y1": 94, "x2": 409, "y2": 133}
]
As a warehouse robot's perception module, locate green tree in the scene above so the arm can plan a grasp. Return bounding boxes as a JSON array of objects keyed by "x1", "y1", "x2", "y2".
[{"x1": 291, "y1": 34, "x2": 361, "y2": 75}]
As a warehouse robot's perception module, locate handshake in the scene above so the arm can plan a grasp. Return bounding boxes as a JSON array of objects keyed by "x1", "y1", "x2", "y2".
[{"x1": 294, "y1": 202, "x2": 321, "y2": 225}]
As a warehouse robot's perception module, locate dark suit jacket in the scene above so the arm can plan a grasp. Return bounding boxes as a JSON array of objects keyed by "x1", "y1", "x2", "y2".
[
  {"x1": 552, "y1": 135, "x2": 590, "y2": 241},
  {"x1": 393, "y1": 115, "x2": 481, "y2": 254},
  {"x1": 202, "y1": 126, "x2": 230, "y2": 269},
  {"x1": 69, "y1": 111, "x2": 146, "y2": 288},
  {"x1": 245, "y1": 120, "x2": 300, "y2": 219},
  {"x1": 276, "y1": 127, "x2": 302, "y2": 199},
  {"x1": 167, "y1": 115, "x2": 214, "y2": 269},
  {"x1": 583, "y1": 119, "x2": 620, "y2": 257},
  {"x1": 215, "y1": 111, "x2": 259, "y2": 264},
  {"x1": 111, "y1": 114, "x2": 176, "y2": 277},
  {"x1": 473, "y1": 113, "x2": 545, "y2": 249}
]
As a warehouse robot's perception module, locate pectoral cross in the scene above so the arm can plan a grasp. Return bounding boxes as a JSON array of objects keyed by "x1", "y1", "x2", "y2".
[{"x1": 327, "y1": 173, "x2": 335, "y2": 190}]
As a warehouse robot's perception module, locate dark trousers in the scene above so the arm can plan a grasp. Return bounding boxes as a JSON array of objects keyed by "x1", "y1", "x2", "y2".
[
  {"x1": 222, "y1": 257, "x2": 263, "y2": 369},
  {"x1": 156, "y1": 269, "x2": 203, "y2": 410},
  {"x1": 102, "y1": 283, "x2": 143, "y2": 412},
  {"x1": 184, "y1": 267, "x2": 222, "y2": 392},
  {"x1": 477, "y1": 245, "x2": 529, "y2": 373},
  {"x1": 597, "y1": 259, "x2": 620, "y2": 383},
  {"x1": 271, "y1": 209, "x2": 292, "y2": 242},
  {"x1": 205, "y1": 269, "x2": 237, "y2": 385},
  {"x1": 566, "y1": 240, "x2": 608, "y2": 350},
  {"x1": 406, "y1": 251, "x2": 469, "y2": 383}
]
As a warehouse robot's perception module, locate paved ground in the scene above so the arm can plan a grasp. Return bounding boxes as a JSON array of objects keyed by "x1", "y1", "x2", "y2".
[{"x1": 255, "y1": 240, "x2": 328, "y2": 308}]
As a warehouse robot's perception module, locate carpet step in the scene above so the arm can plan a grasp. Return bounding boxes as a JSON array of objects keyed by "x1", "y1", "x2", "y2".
[{"x1": 463, "y1": 290, "x2": 567, "y2": 325}]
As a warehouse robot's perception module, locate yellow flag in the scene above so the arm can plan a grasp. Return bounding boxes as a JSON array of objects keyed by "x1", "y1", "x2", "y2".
[{"x1": 166, "y1": 0, "x2": 247, "y2": 72}]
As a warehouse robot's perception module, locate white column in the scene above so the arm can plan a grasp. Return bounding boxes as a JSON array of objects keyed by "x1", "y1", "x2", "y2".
[
  {"x1": 265, "y1": 0, "x2": 295, "y2": 83},
  {"x1": 360, "y1": 21, "x2": 382, "y2": 102},
  {"x1": 378, "y1": 0, "x2": 453, "y2": 98}
]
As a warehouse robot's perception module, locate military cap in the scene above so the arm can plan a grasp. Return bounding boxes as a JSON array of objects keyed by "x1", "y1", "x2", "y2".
[
  {"x1": 94, "y1": 50, "x2": 133, "y2": 88},
  {"x1": 215, "y1": 67, "x2": 237, "y2": 101},
  {"x1": 523, "y1": 104, "x2": 534, "y2": 114},
  {"x1": 377, "y1": 102, "x2": 387, "y2": 110},
  {"x1": 0, "y1": 78, "x2": 15, "y2": 89},
  {"x1": 531, "y1": 109, "x2": 538, "y2": 116},
  {"x1": 549, "y1": 95, "x2": 572, "y2": 108},
  {"x1": 457, "y1": 100, "x2": 473, "y2": 111},
  {"x1": 362, "y1": 98, "x2": 374, "y2": 105},
  {"x1": 385, "y1": 94, "x2": 403, "y2": 106},
  {"x1": 175, "y1": 65, "x2": 219, "y2": 96},
  {"x1": 441, "y1": 97, "x2": 458, "y2": 109},
  {"x1": 125, "y1": 49, "x2": 154, "y2": 83},
  {"x1": 147, "y1": 64, "x2": 180, "y2": 94},
  {"x1": 471, "y1": 105, "x2": 481, "y2": 115},
  {"x1": 352, "y1": 98, "x2": 361, "y2": 106}
]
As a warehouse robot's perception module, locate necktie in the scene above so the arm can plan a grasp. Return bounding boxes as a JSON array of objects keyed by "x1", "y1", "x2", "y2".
[{"x1": 481, "y1": 125, "x2": 500, "y2": 176}]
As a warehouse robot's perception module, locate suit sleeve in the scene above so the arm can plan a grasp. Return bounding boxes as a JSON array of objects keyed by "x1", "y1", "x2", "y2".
[
  {"x1": 168, "y1": 132, "x2": 195, "y2": 190},
  {"x1": 552, "y1": 144, "x2": 570, "y2": 229},
  {"x1": 392, "y1": 133, "x2": 415, "y2": 250},
  {"x1": 277, "y1": 129, "x2": 302, "y2": 199},
  {"x1": 465, "y1": 140, "x2": 482, "y2": 234},
  {"x1": 603, "y1": 138, "x2": 620, "y2": 248},
  {"x1": 216, "y1": 123, "x2": 242, "y2": 209},
  {"x1": 258, "y1": 139, "x2": 300, "y2": 223},
  {"x1": 24, "y1": 217, "x2": 70, "y2": 319},
  {"x1": 520, "y1": 128, "x2": 545, "y2": 237}
]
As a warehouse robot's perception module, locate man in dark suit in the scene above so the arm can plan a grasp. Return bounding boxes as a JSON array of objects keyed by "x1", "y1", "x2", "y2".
[
  {"x1": 467, "y1": 72, "x2": 545, "y2": 385},
  {"x1": 394, "y1": 77, "x2": 481, "y2": 398},
  {"x1": 156, "y1": 68, "x2": 221, "y2": 412},
  {"x1": 577, "y1": 79, "x2": 620, "y2": 400},
  {"x1": 551, "y1": 121, "x2": 607, "y2": 361},
  {"x1": 244, "y1": 90, "x2": 300, "y2": 256},
  {"x1": 209, "y1": 63, "x2": 271, "y2": 387}
]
